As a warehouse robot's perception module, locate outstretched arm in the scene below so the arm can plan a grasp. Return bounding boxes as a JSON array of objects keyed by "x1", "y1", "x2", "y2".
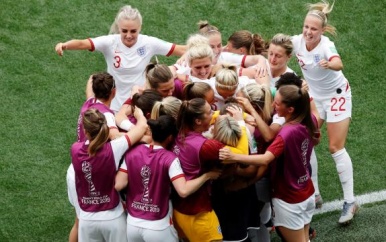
[
  {"x1": 55, "y1": 39, "x2": 93, "y2": 56},
  {"x1": 169, "y1": 45, "x2": 186, "y2": 57}
]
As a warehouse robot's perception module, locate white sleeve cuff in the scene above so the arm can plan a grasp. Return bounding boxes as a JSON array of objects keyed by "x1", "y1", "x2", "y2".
[{"x1": 119, "y1": 119, "x2": 134, "y2": 131}]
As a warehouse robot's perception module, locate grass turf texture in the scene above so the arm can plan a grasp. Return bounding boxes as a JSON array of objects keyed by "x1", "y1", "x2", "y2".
[{"x1": 0, "y1": 0, "x2": 385, "y2": 241}]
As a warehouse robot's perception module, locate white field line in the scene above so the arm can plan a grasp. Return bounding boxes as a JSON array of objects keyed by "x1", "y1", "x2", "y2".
[{"x1": 314, "y1": 190, "x2": 386, "y2": 215}]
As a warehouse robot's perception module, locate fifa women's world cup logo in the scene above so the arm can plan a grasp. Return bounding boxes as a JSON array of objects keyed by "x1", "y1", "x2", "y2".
[
  {"x1": 141, "y1": 165, "x2": 152, "y2": 204},
  {"x1": 301, "y1": 139, "x2": 309, "y2": 167},
  {"x1": 82, "y1": 161, "x2": 99, "y2": 196}
]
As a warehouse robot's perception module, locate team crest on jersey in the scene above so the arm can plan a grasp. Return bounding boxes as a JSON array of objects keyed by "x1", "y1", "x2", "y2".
[
  {"x1": 172, "y1": 145, "x2": 180, "y2": 156},
  {"x1": 313, "y1": 54, "x2": 321, "y2": 64},
  {"x1": 137, "y1": 46, "x2": 146, "y2": 56}
]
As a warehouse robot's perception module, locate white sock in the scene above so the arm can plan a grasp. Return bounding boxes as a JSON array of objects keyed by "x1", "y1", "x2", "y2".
[
  {"x1": 310, "y1": 148, "x2": 320, "y2": 195},
  {"x1": 332, "y1": 148, "x2": 355, "y2": 203}
]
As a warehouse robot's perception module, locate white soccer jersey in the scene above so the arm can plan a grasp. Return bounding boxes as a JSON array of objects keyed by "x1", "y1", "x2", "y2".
[
  {"x1": 217, "y1": 52, "x2": 246, "y2": 67},
  {"x1": 292, "y1": 35, "x2": 348, "y2": 99},
  {"x1": 90, "y1": 34, "x2": 174, "y2": 111},
  {"x1": 270, "y1": 66, "x2": 294, "y2": 89}
]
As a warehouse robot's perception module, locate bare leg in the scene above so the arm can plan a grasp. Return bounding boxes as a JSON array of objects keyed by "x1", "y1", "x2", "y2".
[
  {"x1": 303, "y1": 224, "x2": 310, "y2": 242},
  {"x1": 69, "y1": 216, "x2": 79, "y2": 242},
  {"x1": 276, "y1": 226, "x2": 306, "y2": 242}
]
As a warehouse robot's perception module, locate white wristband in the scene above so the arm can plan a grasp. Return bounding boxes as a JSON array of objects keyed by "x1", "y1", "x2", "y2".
[{"x1": 119, "y1": 119, "x2": 134, "y2": 131}]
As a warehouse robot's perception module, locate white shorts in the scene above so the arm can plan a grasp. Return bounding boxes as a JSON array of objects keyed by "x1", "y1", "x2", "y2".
[
  {"x1": 127, "y1": 223, "x2": 178, "y2": 242},
  {"x1": 272, "y1": 195, "x2": 315, "y2": 230},
  {"x1": 314, "y1": 87, "x2": 352, "y2": 123},
  {"x1": 79, "y1": 212, "x2": 127, "y2": 242},
  {"x1": 66, "y1": 164, "x2": 80, "y2": 217}
]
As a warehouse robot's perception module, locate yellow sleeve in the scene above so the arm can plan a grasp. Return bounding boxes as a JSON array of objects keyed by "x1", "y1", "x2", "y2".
[
  {"x1": 225, "y1": 125, "x2": 248, "y2": 155},
  {"x1": 210, "y1": 111, "x2": 220, "y2": 125}
]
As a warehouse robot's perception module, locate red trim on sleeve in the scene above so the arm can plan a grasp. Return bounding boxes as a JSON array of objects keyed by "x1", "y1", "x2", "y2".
[
  {"x1": 328, "y1": 55, "x2": 340, "y2": 62},
  {"x1": 241, "y1": 55, "x2": 247, "y2": 68},
  {"x1": 87, "y1": 38, "x2": 95, "y2": 51},
  {"x1": 124, "y1": 98, "x2": 132, "y2": 105},
  {"x1": 166, "y1": 44, "x2": 176, "y2": 56},
  {"x1": 170, "y1": 174, "x2": 185, "y2": 182},
  {"x1": 118, "y1": 168, "x2": 128, "y2": 173},
  {"x1": 345, "y1": 81, "x2": 350, "y2": 92},
  {"x1": 239, "y1": 67, "x2": 243, "y2": 76},
  {"x1": 124, "y1": 134, "x2": 132, "y2": 147},
  {"x1": 309, "y1": 97, "x2": 313, "y2": 102}
]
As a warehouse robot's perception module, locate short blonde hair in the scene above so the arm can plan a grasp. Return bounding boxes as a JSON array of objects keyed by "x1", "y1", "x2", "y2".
[
  {"x1": 213, "y1": 115, "x2": 241, "y2": 147},
  {"x1": 186, "y1": 34, "x2": 209, "y2": 49},
  {"x1": 186, "y1": 43, "x2": 214, "y2": 66}
]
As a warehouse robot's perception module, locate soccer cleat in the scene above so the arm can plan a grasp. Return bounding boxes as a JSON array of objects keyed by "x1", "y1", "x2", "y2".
[
  {"x1": 315, "y1": 194, "x2": 323, "y2": 209},
  {"x1": 338, "y1": 201, "x2": 359, "y2": 224}
]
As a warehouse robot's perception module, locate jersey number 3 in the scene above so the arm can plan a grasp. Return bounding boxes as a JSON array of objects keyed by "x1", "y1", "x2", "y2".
[
  {"x1": 331, "y1": 97, "x2": 346, "y2": 111},
  {"x1": 114, "y1": 56, "x2": 121, "y2": 68}
]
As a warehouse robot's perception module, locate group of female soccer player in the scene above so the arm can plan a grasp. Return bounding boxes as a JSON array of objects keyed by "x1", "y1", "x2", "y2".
[{"x1": 56, "y1": 1, "x2": 358, "y2": 241}]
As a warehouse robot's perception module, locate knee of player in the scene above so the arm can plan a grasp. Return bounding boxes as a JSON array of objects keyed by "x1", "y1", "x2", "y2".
[{"x1": 328, "y1": 144, "x2": 345, "y2": 154}]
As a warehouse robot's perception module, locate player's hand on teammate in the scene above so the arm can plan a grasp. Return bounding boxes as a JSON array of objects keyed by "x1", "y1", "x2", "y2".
[
  {"x1": 236, "y1": 97, "x2": 254, "y2": 114},
  {"x1": 204, "y1": 169, "x2": 222, "y2": 180},
  {"x1": 225, "y1": 105, "x2": 243, "y2": 121},
  {"x1": 219, "y1": 147, "x2": 236, "y2": 163}
]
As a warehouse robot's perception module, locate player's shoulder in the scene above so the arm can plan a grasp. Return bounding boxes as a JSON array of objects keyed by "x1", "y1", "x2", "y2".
[{"x1": 291, "y1": 34, "x2": 303, "y2": 43}]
